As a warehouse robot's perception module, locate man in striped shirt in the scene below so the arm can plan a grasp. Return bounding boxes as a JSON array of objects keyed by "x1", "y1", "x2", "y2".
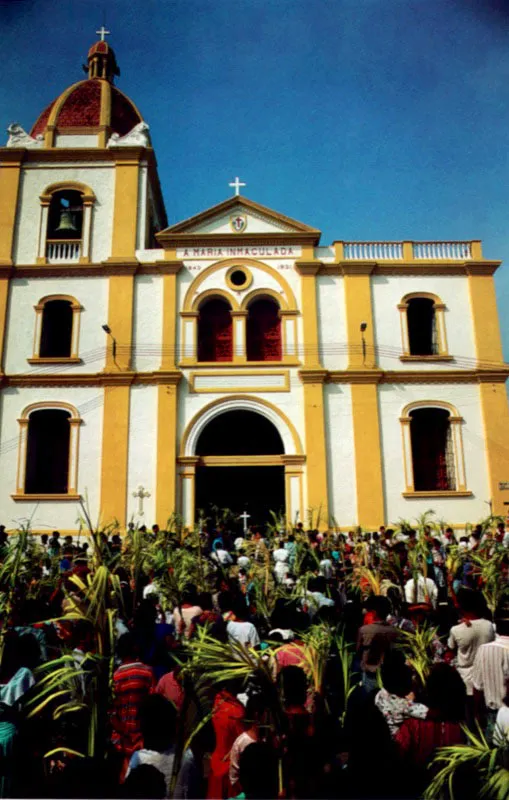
[{"x1": 472, "y1": 609, "x2": 509, "y2": 739}]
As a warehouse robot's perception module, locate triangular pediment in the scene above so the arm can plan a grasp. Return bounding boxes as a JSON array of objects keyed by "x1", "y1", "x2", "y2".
[{"x1": 157, "y1": 196, "x2": 320, "y2": 245}]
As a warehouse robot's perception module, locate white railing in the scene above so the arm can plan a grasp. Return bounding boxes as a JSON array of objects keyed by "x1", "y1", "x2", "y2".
[
  {"x1": 413, "y1": 241, "x2": 472, "y2": 260},
  {"x1": 46, "y1": 240, "x2": 81, "y2": 263},
  {"x1": 343, "y1": 242, "x2": 403, "y2": 260}
]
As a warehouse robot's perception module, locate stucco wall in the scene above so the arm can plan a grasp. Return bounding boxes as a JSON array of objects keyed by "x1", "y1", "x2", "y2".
[
  {"x1": 0, "y1": 386, "x2": 104, "y2": 530},
  {"x1": 378, "y1": 382, "x2": 489, "y2": 524},
  {"x1": 371, "y1": 274, "x2": 476, "y2": 371},
  {"x1": 4, "y1": 276, "x2": 108, "y2": 374},
  {"x1": 126, "y1": 385, "x2": 158, "y2": 524},
  {"x1": 13, "y1": 164, "x2": 115, "y2": 264},
  {"x1": 323, "y1": 383, "x2": 357, "y2": 526}
]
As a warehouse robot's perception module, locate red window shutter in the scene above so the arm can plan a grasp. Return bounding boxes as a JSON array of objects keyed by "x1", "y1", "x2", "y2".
[
  {"x1": 247, "y1": 300, "x2": 282, "y2": 362},
  {"x1": 198, "y1": 300, "x2": 233, "y2": 362}
]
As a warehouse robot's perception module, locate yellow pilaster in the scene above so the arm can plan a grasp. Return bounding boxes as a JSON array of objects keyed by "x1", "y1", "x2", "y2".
[
  {"x1": 0, "y1": 150, "x2": 23, "y2": 266},
  {"x1": 299, "y1": 369, "x2": 329, "y2": 529},
  {"x1": 478, "y1": 379, "x2": 509, "y2": 515},
  {"x1": 100, "y1": 383, "x2": 131, "y2": 526},
  {"x1": 351, "y1": 379, "x2": 385, "y2": 528},
  {"x1": 343, "y1": 265, "x2": 377, "y2": 368},
  {"x1": 0, "y1": 273, "x2": 10, "y2": 374},
  {"x1": 295, "y1": 263, "x2": 321, "y2": 367},
  {"x1": 109, "y1": 147, "x2": 142, "y2": 263},
  {"x1": 467, "y1": 271, "x2": 504, "y2": 365},
  {"x1": 104, "y1": 275, "x2": 134, "y2": 370},
  {"x1": 156, "y1": 375, "x2": 181, "y2": 526}
]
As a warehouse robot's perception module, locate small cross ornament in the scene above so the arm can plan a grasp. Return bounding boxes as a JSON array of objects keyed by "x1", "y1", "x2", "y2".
[
  {"x1": 96, "y1": 26, "x2": 111, "y2": 41},
  {"x1": 229, "y1": 176, "x2": 246, "y2": 196},
  {"x1": 132, "y1": 485, "x2": 150, "y2": 515},
  {"x1": 239, "y1": 510, "x2": 250, "y2": 535}
]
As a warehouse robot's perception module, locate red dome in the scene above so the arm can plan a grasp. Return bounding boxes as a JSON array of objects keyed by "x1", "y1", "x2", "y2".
[{"x1": 30, "y1": 79, "x2": 142, "y2": 139}]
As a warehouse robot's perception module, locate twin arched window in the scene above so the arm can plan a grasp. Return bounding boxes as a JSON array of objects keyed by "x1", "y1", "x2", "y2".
[{"x1": 197, "y1": 295, "x2": 282, "y2": 363}]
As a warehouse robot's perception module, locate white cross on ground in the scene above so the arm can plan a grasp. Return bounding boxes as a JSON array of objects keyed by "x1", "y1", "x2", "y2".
[
  {"x1": 96, "y1": 26, "x2": 111, "y2": 41},
  {"x1": 229, "y1": 176, "x2": 246, "y2": 196},
  {"x1": 132, "y1": 485, "x2": 150, "y2": 515},
  {"x1": 239, "y1": 510, "x2": 250, "y2": 534}
]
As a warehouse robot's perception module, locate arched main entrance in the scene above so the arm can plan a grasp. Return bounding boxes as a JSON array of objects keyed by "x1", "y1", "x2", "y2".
[
  {"x1": 195, "y1": 410, "x2": 285, "y2": 527},
  {"x1": 179, "y1": 397, "x2": 305, "y2": 529}
]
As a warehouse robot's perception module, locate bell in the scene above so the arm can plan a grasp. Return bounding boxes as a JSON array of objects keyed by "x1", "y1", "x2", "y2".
[{"x1": 55, "y1": 208, "x2": 77, "y2": 232}]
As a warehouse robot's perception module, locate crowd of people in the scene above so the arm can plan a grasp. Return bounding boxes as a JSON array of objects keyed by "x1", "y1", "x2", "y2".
[{"x1": 1, "y1": 516, "x2": 509, "y2": 799}]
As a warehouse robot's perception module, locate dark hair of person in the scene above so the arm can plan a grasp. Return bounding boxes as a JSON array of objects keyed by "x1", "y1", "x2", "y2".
[
  {"x1": 233, "y1": 597, "x2": 249, "y2": 621},
  {"x1": 370, "y1": 595, "x2": 391, "y2": 621},
  {"x1": 122, "y1": 764, "x2": 166, "y2": 799},
  {"x1": 218, "y1": 590, "x2": 234, "y2": 613},
  {"x1": 182, "y1": 583, "x2": 199, "y2": 606},
  {"x1": 495, "y1": 605, "x2": 509, "y2": 636},
  {"x1": 238, "y1": 742, "x2": 278, "y2": 800},
  {"x1": 425, "y1": 663, "x2": 466, "y2": 722},
  {"x1": 140, "y1": 694, "x2": 177, "y2": 751},
  {"x1": 381, "y1": 656, "x2": 413, "y2": 697},
  {"x1": 280, "y1": 665, "x2": 308, "y2": 707},
  {"x1": 457, "y1": 588, "x2": 484, "y2": 617},
  {"x1": 117, "y1": 632, "x2": 139, "y2": 662},
  {"x1": 197, "y1": 591, "x2": 213, "y2": 611}
]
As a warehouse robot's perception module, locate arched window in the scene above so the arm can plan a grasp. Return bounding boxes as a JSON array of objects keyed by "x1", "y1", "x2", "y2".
[
  {"x1": 400, "y1": 402, "x2": 469, "y2": 496},
  {"x1": 40, "y1": 300, "x2": 73, "y2": 357},
  {"x1": 38, "y1": 183, "x2": 95, "y2": 265},
  {"x1": 25, "y1": 410, "x2": 71, "y2": 494},
  {"x1": 407, "y1": 298, "x2": 437, "y2": 355},
  {"x1": 410, "y1": 408, "x2": 455, "y2": 491},
  {"x1": 197, "y1": 298, "x2": 233, "y2": 362},
  {"x1": 246, "y1": 298, "x2": 282, "y2": 361},
  {"x1": 29, "y1": 295, "x2": 82, "y2": 363},
  {"x1": 398, "y1": 294, "x2": 449, "y2": 359},
  {"x1": 13, "y1": 403, "x2": 82, "y2": 499}
]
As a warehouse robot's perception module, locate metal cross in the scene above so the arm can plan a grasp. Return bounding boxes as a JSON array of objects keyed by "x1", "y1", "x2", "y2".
[
  {"x1": 229, "y1": 176, "x2": 246, "y2": 196},
  {"x1": 132, "y1": 485, "x2": 150, "y2": 515},
  {"x1": 96, "y1": 26, "x2": 111, "y2": 41},
  {"x1": 239, "y1": 510, "x2": 250, "y2": 535}
]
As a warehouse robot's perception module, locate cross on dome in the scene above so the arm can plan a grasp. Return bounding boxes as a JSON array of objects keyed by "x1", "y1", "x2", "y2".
[
  {"x1": 229, "y1": 176, "x2": 246, "y2": 196},
  {"x1": 96, "y1": 26, "x2": 111, "y2": 42}
]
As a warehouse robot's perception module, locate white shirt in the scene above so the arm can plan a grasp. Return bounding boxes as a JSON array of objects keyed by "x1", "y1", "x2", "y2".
[
  {"x1": 211, "y1": 548, "x2": 233, "y2": 566},
  {"x1": 237, "y1": 555, "x2": 250, "y2": 568},
  {"x1": 473, "y1": 635, "x2": 509, "y2": 709},
  {"x1": 273, "y1": 548, "x2": 289, "y2": 563},
  {"x1": 227, "y1": 620, "x2": 260, "y2": 648},
  {"x1": 404, "y1": 575, "x2": 438, "y2": 607},
  {"x1": 126, "y1": 747, "x2": 175, "y2": 798},
  {"x1": 448, "y1": 618, "x2": 495, "y2": 695},
  {"x1": 496, "y1": 706, "x2": 509, "y2": 742},
  {"x1": 234, "y1": 537, "x2": 245, "y2": 551}
]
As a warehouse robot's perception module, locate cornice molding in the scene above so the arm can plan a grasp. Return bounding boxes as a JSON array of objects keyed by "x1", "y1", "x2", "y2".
[
  {"x1": 318, "y1": 261, "x2": 501, "y2": 277},
  {"x1": 298, "y1": 368, "x2": 328, "y2": 384}
]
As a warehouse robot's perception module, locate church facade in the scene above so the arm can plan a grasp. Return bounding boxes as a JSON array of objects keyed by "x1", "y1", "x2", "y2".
[{"x1": 1, "y1": 37, "x2": 509, "y2": 533}]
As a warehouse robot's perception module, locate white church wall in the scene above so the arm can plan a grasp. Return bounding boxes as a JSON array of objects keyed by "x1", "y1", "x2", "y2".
[
  {"x1": 4, "y1": 276, "x2": 108, "y2": 374},
  {"x1": 378, "y1": 382, "x2": 490, "y2": 524},
  {"x1": 177, "y1": 376, "x2": 305, "y2": 455},
  {"x1": 132, "y1": 274, "x2": 163, "y2": 372},
  {"x1": 371, "y1": 274, "x2": 475, "y2": 371},
  {"x1": 13, "y1": 164, "x2": 115, "y2": 265},
  {"x1": 54, "y1": 135, "x2": 99, "y2": 148},
  {"x1": 0, "y1": 386, "x2": 104, "y2": 530},
  {"x1": 126, "y1": 385, "x2": 158, "y2": 525},
  {"x1": 136, "y1": 165, "x2": 148, "y2": 250},
  {"x1": 316, "y1": 275, "x2": 348, "y2": 369},
  {"x1": 323, "y1": 384, "x2": 357, "y2": 526}
]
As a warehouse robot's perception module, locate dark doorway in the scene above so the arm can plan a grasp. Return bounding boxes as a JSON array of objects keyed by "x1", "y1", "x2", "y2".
[
  {"x1": 40, "y1": 300, "x2": 73, "y2": 357},
  {"x1": 407, "y1": 298, "x2": 437, "y2": 355},
  {"x1": 195, "y1": 410, "x2": 283, "y2": 455},
  {"x1": 195, "y1": 466, "x2": 285, "y2": 527},
  {"x1": 194, "y1": 409, "x2": 286, "y2": 527},
  {"x1": 410, "y1": 408, "x2": 454, "y2": 491}
]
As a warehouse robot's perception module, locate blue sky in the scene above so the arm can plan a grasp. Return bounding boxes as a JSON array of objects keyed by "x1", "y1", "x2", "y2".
[{"x1": 2, "y1": 0, "x2": 509, "y2": 355}]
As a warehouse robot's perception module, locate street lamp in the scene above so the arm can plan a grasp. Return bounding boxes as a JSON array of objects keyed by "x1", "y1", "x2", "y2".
[{"x1": 102, "y1": 324, "x2": 117, "y2": 360}]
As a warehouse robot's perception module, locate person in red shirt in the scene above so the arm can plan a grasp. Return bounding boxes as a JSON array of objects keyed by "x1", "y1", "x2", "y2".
[
  {"x1": 207, "y1": 683, "x2": 245, "y2": 799},
  {"x1": 396, "y1": 663, "x2": 466, "y2": 795},
  {"x1": 110, "y1": 632, "x2": 156, "y2": 781}
]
